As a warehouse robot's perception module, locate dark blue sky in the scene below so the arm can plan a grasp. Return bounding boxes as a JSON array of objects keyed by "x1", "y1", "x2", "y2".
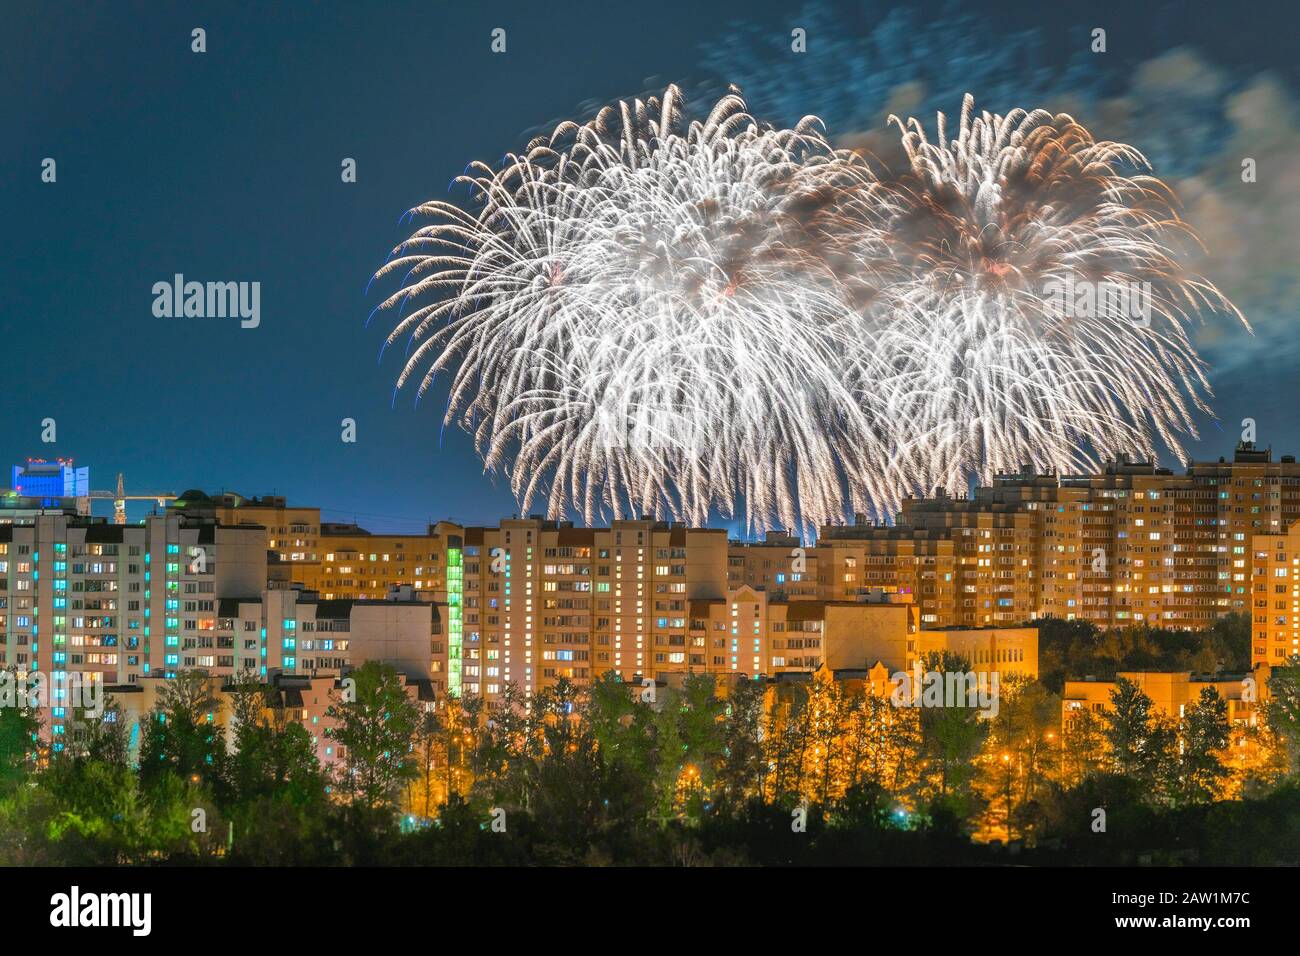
[{"x1": 3, "y1": 1, "x2": 1297, "y2": 532}]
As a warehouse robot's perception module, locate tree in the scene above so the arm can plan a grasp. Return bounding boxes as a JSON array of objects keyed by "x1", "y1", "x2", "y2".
[
  {"x1": 407, "y1": 708, "x2": 444, "y2": 818},
  {"x1": 471, "y1": 682, "x2": 539, "y2": 812},
  {"x1": 764, "y1": 683, "x2": 810, "y2": 803},
  {"x1": 1059, "y1": 705, "x2": 1107, "y2": 787},
  {"x1": 1032, "y1": 616, "x2": 1102, "y2": 693},
  {"x1": 327, "y1": 662, "x2": 420, "y2": 808},
  {"x1": 802, "y1": 672, "x2": 846, "y2": 805},
  {"x1": 219, "y1": 678, "x2": 326, "y2": 864},
  {"x1": 1204, "y1": 613, "x2": 1252, "y2": 674},
  {"x1": 0, "y1": 670, "x2": 41, "y2": 795},
  {"x1": 652, "y1": 673, "x2": 726, "y2": 821},
  {"x1": 35, "y1": 756, "x2": 156, "y2": 864},
  {"x1": 916, "y1": 653, "x2": 988, "y2": 814},
  {"x1": 1264, "y1": 660, "x2": 1300, "y2": 777},
  {"x1": 583, "y1": 671, "x2": 659, "y2": 830},
  {"x1": 845, "y1": 689, "x2": 923, "y2": 803},
  {"x1": 77, "y1": 698, "x2": 130, "y2": 767},
  {"x1": 137, "y1": 670, "x2": 227, "y2": 795},
  {"x1": 227, "y1": 678, "x2": 324, "y2": 806},
  {"x1": 1171, "y1": 686, "x2": 1231, "y2": 805},
  {"x1": 715, "y1": 676, "x2": 767, "y2": 811},
  {"x1": 1102, "y1": 677, "x2": 1174, "y2": 801},
  {"x1": 975, "y1": 674, "x2": 1059, "y2": 843},
  {"x1": 527, "y1": 679, "x2": 607, "y2": 859}
]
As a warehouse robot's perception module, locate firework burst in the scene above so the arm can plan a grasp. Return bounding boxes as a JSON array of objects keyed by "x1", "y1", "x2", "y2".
[
  {"x1": 373, "y1": 87, "x2": 1246, "y2": 532},
  {"x1": 855, "y1": 94, "x2": 1248, "y2": 496},
  {"x1": 373, "y1": 86, "x2": 894, "y2": 531}
]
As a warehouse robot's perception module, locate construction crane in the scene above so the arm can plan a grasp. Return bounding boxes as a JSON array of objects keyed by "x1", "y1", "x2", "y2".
[{"x1": 88, "y1": 473, "x2": 177, "y2": 525}]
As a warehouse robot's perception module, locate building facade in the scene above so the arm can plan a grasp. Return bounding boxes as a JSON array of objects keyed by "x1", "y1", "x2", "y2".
[
  {"x1": 1249, "y1": 519, "x2": 1300, "y2": 665},
  {"x1": 0, "y1": 512, "x2": 265, "y2": 748}
]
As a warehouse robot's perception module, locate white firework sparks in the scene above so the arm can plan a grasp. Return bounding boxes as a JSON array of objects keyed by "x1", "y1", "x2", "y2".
[
  {"x1": 373, "y1": 85, "x2": 892, "y2": 531},
  {"x1": 854, "y1": 94, "x2": 1248, "y2": 497},
  {"x1": 373, "y1": 87, "x2": 1246, "y2": 532}
]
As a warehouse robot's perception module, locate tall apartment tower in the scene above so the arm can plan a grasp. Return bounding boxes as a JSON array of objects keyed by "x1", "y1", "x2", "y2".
[
  {"x1": 794, "y1": 443, "x2": 1300, "y2": 632},
  {"x1": 0, "y1": 512, "x2": 266, "y2": 748},
  {"x1": 455, "y1": 517, "x2": 727, "y2": 699},
  {"x1": 982, "y1": 444, "x2": 1300, "y2": 629}
]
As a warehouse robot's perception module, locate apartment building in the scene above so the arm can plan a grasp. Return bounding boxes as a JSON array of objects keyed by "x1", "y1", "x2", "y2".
[
  {"x1": 91, "y1": 439, "x2": 1284, "y2": 721},
  {"x1": 303, "y1": 521, "x2": 460, "y2": 600},
  {"x1": 741, "y1": 443, "x2": 1300, "y2": 633},
  {"x1": 89, "y1": 581, "x2": 441, "y2": 763},
  {"x1": 731, "y1": 526, "x2": 963, "y2": 623},
  {"x1": 988, "y1": 445, "x2": 1300, "y2": 629},
  {"x1": 1248, "y1": 519, "x2": 1300, "y2": 665},
  {"x1": 732, "y1": 501, "x2": 1034, "y2": 628},
  {"x1": 0, "y1": 512, "x2": 265, "y2": 748},
  {"x1": 201, "y1": 584, "x2": 444, "y2": 688},
  {"x1": 685, "y1": 586, "x2": 921, "y2": 676},
  {"x1": 107, "y1": 669, "x2": 436, "y2": 770},
  {"x1": 453, "y1": 517, "x2": 728, "y2": 700},
  {"x1": 170, "y1": 490, "x2": 322, "y2": 586}
]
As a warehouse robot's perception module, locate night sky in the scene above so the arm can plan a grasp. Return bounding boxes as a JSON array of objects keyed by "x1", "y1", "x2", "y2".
[{"x1": 4, "y1": 0, "x2": 1297, "y2": 533}]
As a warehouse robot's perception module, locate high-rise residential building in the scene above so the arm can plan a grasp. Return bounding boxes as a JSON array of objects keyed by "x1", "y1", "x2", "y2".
[
  {"x1": 73, "y1": 437, "x2": 1285, "y2": 725},
  {"x1": 978, "y1": 443, "x2": 1300, "y2": 629},
  {"x1": 169, "y1": 489, "x2": 322, "y2": 585},
  {"x1": 724, "y1": 443, "x2": 1300, "y2": 633},
  {"x1": 268, "y1": 514, "x2": 1038, "y2": 709},
  {"x1": 729, "y1": 526, "x2": 963, "y2": 623},
  {"x1": 300, "y1": 520, "x2": 461, "y2": 600},
  {"x1": 1248, "y1": 519, "x2": 1300, "y2": 665},
  {"x1": 167, "y1": 442, "x2": 1294, "y2": 675},
  {"x1": 0, "y1": 512, "x2": 266, "y2": 748},
  {"x1": 454, "y1": 517, "x2": 729, "y2": 699}
]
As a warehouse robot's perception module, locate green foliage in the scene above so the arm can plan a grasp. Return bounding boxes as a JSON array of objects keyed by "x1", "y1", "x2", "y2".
[
  {"x1": 1173, "y1": 686, "x2": 1232, "y2": 805},
  {"x1": 78, "y1": 699, "x2": 130, "y2": 767},
  {"x1": 1265, "y1": 661, "x2": 1300, "y2": 774},
  {"x1": 327, "y1": 661, "x2": 420, "y2": 808},
  {"x1": 227, "y1": 679, "x2": 324, "y2": 806},
  {"x1": 916, "y1": 652, "x2": 988, "y2": 812},
  {"x1": 1034, "y1": 613, "x2": 1251, "y2": 694},
  {"x1": 4, "y1": 645, "x2": 1298, "y2": 866},
  {"x1": 0, "y1": 677, "x2": 41, "y2": 796},
  {"x1": 138, "y1": 670, "x2": 227, "y2": 796},
  {"x1": 715, "y1": 677, "x2": 767, "y2": 811},
  {"x1": 1102, "y1": 677, "x2": 1175, "y2": 793}
]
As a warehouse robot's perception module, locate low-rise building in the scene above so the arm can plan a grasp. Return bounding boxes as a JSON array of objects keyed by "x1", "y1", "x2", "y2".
[{"x1": 1062, "y1": 666, "x2": 1269, "y2": 729}]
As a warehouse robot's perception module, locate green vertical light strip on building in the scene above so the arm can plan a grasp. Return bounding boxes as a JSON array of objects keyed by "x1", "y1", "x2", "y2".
[{"x1": 446, "y1": 547, "x2": 463, "y2": 698}]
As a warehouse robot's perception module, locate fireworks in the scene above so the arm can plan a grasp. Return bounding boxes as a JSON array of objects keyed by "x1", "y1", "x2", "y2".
[
  {"x1": 373, "y1": 87, "x2": 1246, "y2": 532},
  {"x1": 856, "y1": 95, "x2": 1248, "y2": 497}
]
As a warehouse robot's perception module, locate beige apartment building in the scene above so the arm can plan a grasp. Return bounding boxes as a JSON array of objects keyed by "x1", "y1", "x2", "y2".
[
  {"x1": 160, "y1": 444, "x2": 1298, "y2": 679},
  {"x1": 170, "y1": 490, "x2": 323, "y2": 586},
  {"x1": 1249, "y1": 519, "x2": 1300, "y2": 665},
  {"x1": 43, "y1": 439, "x2": 1279, "y2": 734},
  {"x1": 1062, "y1": 668, "x2": 1268, "y2": 726},
  {"x1": 304, "y1": 521, "x2": 461, "y2": 600},
  {"x1": 734, "y1": 443, "x2": 1300, "y2": 634},
  {"x1": 0, "y1": 511, "x2": 266, "y2": 749},
  {"x1": 997, "y1": 444, "x2": 1300, "y2": 629},
  {"x1": 453, "y1": 517, "x2": 729, "y2": 699}
]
